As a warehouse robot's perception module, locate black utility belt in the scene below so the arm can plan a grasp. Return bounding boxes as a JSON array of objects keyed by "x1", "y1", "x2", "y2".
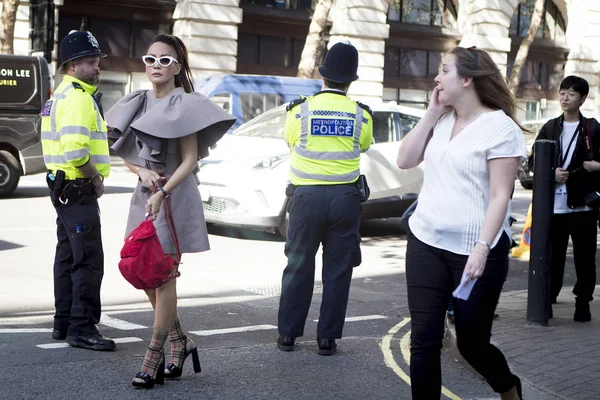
[
  {"x1": 286, "y1": 176, "x2": 369, "y2": 202},
  {"x1": 64, "y1": 177, "x2": 91, "y2": 185},
  {"x1": 47, "y1": 170, "x2": 95, "y2": 205}
]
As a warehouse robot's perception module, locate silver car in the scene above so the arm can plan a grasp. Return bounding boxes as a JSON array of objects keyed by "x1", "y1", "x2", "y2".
[{"x1": 199, "y1": 102, "x2": 425, "y2": 236}]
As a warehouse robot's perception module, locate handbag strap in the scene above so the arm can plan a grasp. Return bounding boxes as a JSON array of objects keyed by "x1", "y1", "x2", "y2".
[
  {"x1": 163, "y1": 195, "x2": 181, "y2": 261},
  {"x1": 149, "y1": 175, "x2": 182, "y2": 261}
]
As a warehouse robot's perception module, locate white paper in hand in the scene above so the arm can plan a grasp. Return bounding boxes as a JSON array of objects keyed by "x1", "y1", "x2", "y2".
[{"x1": 452, "y1": 272, "x2": 477, "y2": 300}]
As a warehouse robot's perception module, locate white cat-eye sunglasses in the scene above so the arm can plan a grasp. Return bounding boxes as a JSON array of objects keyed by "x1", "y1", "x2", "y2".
[{"x1": 141, "y1": 55, "x2": 180, "y2": 68}]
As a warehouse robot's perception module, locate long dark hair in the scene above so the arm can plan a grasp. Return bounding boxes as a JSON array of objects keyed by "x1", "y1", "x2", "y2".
[
  {"x1": 448, "y1": 47, "x2": 528, "y2": 132},
  {"x1": 149, "y1": 34, "x2": 195, "y2": 93}
]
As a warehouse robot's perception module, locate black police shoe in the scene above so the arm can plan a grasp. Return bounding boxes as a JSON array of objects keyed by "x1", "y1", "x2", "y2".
[
  {"x1": 317, "y1": 339, "x2": 337, "y2": 356},
  {"x1": 52, "y1": 329, "x2": 67, "y2": 340},
  {"x1": 66, "y1": 333, "x2": 116, "y2": 351},
  {"x1": 277, "y1": 335, "x2": 295, "y2": 351}
]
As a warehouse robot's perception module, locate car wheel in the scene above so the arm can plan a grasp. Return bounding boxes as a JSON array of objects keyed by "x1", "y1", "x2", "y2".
[
  {"x1": 278, "y1": 211, "x2": 289, "y2": 239},
  {"x1": 0, "y1": 150, "x2": 21, "y2": 197}
]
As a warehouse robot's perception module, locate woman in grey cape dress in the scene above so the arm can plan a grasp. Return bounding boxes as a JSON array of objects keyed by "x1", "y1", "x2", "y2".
[{"x1": 105, "y1": 34, "x2": 234, "y2": 389}]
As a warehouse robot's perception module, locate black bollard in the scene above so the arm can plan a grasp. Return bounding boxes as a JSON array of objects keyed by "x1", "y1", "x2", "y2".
[{"x1": 527, "y1": 139, "x2": 557, "y2": 326}]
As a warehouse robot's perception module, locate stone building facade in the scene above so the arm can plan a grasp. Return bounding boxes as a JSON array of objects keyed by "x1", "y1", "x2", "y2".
[{"x1": 5, "y1": 0, "x2": 600, "y2": 118}]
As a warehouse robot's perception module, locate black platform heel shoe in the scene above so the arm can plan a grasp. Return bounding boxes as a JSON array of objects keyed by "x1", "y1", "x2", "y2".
[
  {"x1": 132, "y1": 351, "x2": 165, "y2": 389},
  {"x1": 165, "y1": 336, "x2": 201, "y2": 379}
]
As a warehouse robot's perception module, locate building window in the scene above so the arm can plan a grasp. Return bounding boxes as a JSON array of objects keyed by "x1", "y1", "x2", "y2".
[
  {"x1": 388, "y1": 0, "x2": 458, "y2": 29},
  {"x1": 58, "y1": 14, "x2": 167, "y2": 61},
  {"x1": 385, "y1": 47, "x2": 442, "y2": 78},
  {"x1": 237, "y1": 33, "x2": 306, "y2": 70},
  {"x1": 506, "y1": 60, "x2": 564, "y2": 91},
  {"x1": 509, "y1": 0, "x2": 566, "y2": 42},
  {"x1": 383, "y1": 88, "x2": 431, "y2": 109},
  {"x1": 240, "y1": 0, "x2": 312, "y2": 11}
]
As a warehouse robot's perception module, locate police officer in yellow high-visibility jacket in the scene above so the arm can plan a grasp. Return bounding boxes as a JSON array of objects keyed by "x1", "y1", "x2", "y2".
[
  {"x1": 41, "y1": 30, "x2": 115, "y2": 351},
  {"x1": 277, "y1": 42, "x2": 373, "y2": 356}
]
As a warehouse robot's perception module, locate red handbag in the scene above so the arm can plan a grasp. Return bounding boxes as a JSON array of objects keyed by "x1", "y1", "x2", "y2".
[{"x1": 118, "y1": 191, "x2": 181, "y2": 290}]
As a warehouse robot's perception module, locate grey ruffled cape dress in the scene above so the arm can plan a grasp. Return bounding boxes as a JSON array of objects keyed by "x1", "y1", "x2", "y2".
[{"x1": 105, "y1": 87, "x2": 235, "y2": 255}]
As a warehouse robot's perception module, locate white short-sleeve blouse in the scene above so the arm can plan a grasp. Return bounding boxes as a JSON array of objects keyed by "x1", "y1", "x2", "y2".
[{"x1": 408, "y1": 110, "x2": 527, "y2": 255}]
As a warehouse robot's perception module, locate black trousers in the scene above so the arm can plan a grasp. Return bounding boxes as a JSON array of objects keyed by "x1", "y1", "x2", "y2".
[
  {"x1": 406, "y1": 231, "x2": 515, "y2": 398},
  {"x1": 278, "y1": 184, "x2": 362, "y2": 339},
  {"x1": 52, "y1": 193, "x2": 104, "y2": 336},
  {"x1": 551, "y1": 211, "x2": 597, "y2": 302}
]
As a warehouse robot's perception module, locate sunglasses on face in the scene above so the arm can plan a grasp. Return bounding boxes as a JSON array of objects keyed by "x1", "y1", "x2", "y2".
[{"x1": 141, "y1": 55, "x2": 179, "y2": 68}]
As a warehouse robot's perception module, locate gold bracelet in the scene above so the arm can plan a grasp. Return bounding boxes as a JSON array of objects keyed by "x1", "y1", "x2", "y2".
[
  {"x1": 135, "y1": 165, "x2": 142, "y2": 176},
  {"x1": 472, "y1": 248, "x2": 488, "y2": 258}
]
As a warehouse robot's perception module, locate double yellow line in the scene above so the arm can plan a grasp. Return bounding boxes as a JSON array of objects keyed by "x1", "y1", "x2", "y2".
[{"x1": 380, "y1": 318, "x2": 462, "y2": 400}]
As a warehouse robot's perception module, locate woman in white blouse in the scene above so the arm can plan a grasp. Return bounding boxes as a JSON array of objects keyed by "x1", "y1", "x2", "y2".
[{"x1": 397, "y1": 47, "x2": 527, "y2": 400}]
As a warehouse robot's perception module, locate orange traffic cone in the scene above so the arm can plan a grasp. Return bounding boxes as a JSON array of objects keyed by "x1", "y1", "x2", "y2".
[{"x1": 511, "y1": 203, "x2": 532, "y2": 260}]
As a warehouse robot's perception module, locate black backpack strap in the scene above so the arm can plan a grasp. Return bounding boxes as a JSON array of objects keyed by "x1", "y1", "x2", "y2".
[{"x1": 583, "y1": 118, "x2": 594, "y2": 160}]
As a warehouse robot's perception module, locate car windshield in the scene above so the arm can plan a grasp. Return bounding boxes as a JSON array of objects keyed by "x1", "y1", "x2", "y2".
[{"x1": 233, "y1": 104, "x2": 287, "y2": 139}]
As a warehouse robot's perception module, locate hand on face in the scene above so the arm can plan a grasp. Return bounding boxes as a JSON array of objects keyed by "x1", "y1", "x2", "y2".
[
  {"x1": 428, "y1": 54, "x2": 457, "y2": 119},
  {"x1": 427, "y1": 86, "x2": 452, "y2": 119}
]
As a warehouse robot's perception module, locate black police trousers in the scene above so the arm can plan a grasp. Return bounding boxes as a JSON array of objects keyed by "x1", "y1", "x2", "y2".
[
  {"x1": 51, "y1": 190, "x2": 104, "y2": 336},
  {"x1": 406, "y1": 230, "x2": 515, "y2": 398},
  {"x1": 278, "y1": 184, "x2": 362, "y2": 340}
]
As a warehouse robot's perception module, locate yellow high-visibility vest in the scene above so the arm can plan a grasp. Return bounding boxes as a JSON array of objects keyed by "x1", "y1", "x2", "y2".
[
  {"x1": 41, "y1": 75, "x2": 110, "y2": 180},
  {"x1": 285, "y1": 91, "x2": 373, "y2": 186}
]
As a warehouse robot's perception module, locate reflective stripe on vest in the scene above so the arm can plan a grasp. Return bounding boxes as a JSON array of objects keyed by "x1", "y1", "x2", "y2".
[
  {"x1": 43, "y1": 84, "x2": 76, "y2": 166},
  {"x1": 290, "y1": 165, "x2": 360, "y2": 183}
]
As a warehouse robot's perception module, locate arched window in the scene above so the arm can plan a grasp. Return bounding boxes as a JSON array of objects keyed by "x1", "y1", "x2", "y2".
[
  {"x1": 388, "y1": 0, "x2": 458, "y2": 29},
  {"x1": 509, "y1": 0, "x2": 566, "y2": 42}
]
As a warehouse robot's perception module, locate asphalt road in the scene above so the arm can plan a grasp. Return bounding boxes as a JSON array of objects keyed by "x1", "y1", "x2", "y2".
[{"x1": 0, "y1": 172, "x2": 555, "y2": 399}]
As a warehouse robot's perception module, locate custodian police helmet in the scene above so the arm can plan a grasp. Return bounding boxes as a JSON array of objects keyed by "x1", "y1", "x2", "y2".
[
  {"x1": 58, "y1": 30, "x2": 106, "y2": 74},
  {"x1": 318, "y1": 41, "x2": 359, "y2": 83}
]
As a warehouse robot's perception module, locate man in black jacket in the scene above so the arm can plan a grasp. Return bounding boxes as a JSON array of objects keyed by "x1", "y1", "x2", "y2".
[{"x1": 530, "y1": 76, "x2": 600, "y2": 322}]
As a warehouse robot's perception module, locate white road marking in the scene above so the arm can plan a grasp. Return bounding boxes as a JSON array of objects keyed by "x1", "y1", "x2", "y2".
[
  {"x1": 36, "y1": 337, "x2": 143, "y2": 349},
  {"x1": 99, "y1": 315, "x2": 147, "y2": 330},
  {"x1": 189, "y1": 324, "x2": 277, "y2": 336},
  {"x1": 313, "y1": 315, "x2": 388, "y2": 323},
  {"x1": 0, "y1": 328, "x2": 52, "y2": 333}
]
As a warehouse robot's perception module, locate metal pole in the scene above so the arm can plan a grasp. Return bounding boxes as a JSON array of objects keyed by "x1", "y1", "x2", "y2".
[{"x1": 527, "y1": 139, "x2": 557, "y2": 326}]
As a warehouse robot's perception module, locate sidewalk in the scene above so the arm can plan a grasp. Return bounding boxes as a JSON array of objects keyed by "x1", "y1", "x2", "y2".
[{"x1": 447, "y1": 282, "x2": 600, "y2": 399}]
